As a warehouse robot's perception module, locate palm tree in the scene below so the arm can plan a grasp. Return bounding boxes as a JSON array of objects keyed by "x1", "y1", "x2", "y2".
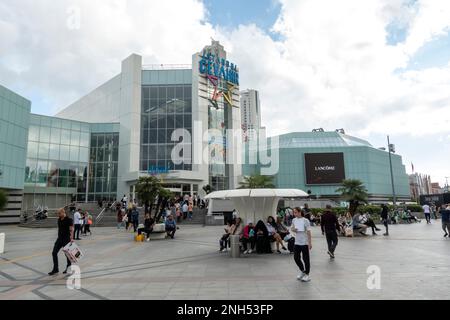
[
  {"x1": 335, "y1": 179, "x2": 369, "y2": 216},
  {"x1": 135, "y1": 176, "x2": 162, "y2": 216},
  {"x1": 238, "y1": 175, "x2": 275, "y2": 189},
  {"x1": 154, "y1": 188, "x2": 173, "y2": 222},
  {"x1": 0, "y1": 190, "x2": 7, "y2": 211},
  {"x1": 202, "y1": 184, "x2": 214, "y2": 195}
]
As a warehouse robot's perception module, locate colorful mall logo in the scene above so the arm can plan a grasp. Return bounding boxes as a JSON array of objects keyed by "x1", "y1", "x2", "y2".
[{"x1": 199, "y1": 51, "x2": 239, "y2": 109}]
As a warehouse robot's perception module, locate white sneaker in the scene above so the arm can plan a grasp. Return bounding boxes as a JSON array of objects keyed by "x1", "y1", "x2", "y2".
[
  {"x1": 244, "y1": 250, "x2": 249, "y2": 254},
  {"x1": 297, "y1": 272, "x2": 305, "y2": 280},
  {"x1": 248, "y1": 249, "x2": 252, "y2": 254},
  {"x1": 146, "y1": 238, "x2": 150, "y2": 242},
  {"x1": 301, "y1": 275, "x2": 311, "y2": 282}
]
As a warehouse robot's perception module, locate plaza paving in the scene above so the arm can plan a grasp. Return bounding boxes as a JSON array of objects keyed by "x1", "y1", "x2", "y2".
[{"x1": 0, "y1": 221, "x2": 449, "y2": 300}]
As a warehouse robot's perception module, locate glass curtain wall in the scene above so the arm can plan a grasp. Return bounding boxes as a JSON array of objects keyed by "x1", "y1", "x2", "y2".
[
  {"x1": 88, "y1": 133, "x2": 119, "y2": 202},
  {"x1": 24, "y1": 115, "x2": 90, "y2": 205},
  {"x1": 140, "y1": 85, "x2": 192, "y2": 172}
]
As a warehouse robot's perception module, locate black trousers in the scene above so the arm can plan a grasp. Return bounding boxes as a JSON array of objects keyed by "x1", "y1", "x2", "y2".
[
  {"x1": 52, "y1": 238, "x2": 71, "y2": 272},
  {"x1": 382, "y1": 218, "x2": 389, "y2": 233},
  {"x1": 242, "y1": 237, "x2": 256, "y2": 250},
  {"x1": 294, "y1": 245, "x2": 310, "y2": 275},
  {"x1": 166, "y1": 226, "x2": 176, "y2": 238},
  {"x1": 138, "y1": 228, "x2": 153, "y2": 239},
  {"x1": 325, "y1": 232, "x2": 338, "y2": 254},
  {"x1": 74, "y1": 224, "x2": 81, "y2": 239}
]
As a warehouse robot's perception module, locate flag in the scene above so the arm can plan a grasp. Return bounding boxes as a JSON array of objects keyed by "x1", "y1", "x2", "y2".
[{"x1": 411, "y1": 162, "x2": 414, "y2": 173}]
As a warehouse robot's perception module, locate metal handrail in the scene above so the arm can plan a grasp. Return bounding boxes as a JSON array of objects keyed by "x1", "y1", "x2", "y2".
[{"x1": 95, "y1": 201, "x2": 117, "y2": 225}]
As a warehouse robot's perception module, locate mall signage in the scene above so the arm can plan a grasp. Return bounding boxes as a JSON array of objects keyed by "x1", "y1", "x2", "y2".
[
  {"x1": 199, "y1": 51, "x2": 239, "y2": 86},
  {"x1": 304, "y1": 153, "x2": 345, "y2": 185}
]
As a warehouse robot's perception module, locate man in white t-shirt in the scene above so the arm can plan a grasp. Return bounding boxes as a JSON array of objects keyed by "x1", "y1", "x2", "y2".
[
  {"x1": 73, "y1": 208, "x2": 82, "y2": 240},
  {"x1": 422, "y1": 204, "x2": 431, "y2": 224},
  {"x1": 291, "y1": 207, "x2": 312, "y2": 282}
]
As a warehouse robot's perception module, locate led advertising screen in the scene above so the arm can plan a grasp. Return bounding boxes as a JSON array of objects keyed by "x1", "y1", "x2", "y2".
[{"x1": 304, "y1": 153, "x2": 345, "y2": 185}]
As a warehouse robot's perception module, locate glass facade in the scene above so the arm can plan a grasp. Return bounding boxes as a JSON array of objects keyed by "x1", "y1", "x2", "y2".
[
  {"x1": 24, "y1": 115, "x2": 90, "y2": 207},
  {"x1": 140, "y1": 84, "x2": 192, "y2": 172},
  {"x1": 88, "y1": 132, "x2": 119, "y2": 201},
  {"x1": 0, "y1": 85, "x2": 31, "y2": 190}
]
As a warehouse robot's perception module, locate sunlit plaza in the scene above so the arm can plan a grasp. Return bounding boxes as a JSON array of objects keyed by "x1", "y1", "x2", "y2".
[{"x1": 0, "y1": 222, "x2": 448, "y2": 300}]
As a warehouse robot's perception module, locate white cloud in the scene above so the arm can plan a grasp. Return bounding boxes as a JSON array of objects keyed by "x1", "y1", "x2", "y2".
[
  {"x1": 1, "y1": 0, "x2": 450, "y2": 182},
  {"x1": 0, "y1": 0, "x2": 215, "y2": 112}
]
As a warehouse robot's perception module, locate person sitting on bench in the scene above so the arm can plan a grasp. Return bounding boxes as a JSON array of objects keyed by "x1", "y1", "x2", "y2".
[
  {"x1": 361, "y1": 213, "x2": 381, "y2": 235},
  {"x1": 219, "y1": 220, "x2": 233, "y2": 252},
  {"x1": 352, "y1": 212, "x2": 368, "y2": 236},
  {"x1": 138, "y1": 213, "x2": 155, "y2": 242}
]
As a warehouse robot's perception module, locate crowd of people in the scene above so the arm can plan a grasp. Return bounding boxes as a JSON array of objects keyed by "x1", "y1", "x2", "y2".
[{"x1": 115, "y1": 193, "x2": 206, "y2": 240}]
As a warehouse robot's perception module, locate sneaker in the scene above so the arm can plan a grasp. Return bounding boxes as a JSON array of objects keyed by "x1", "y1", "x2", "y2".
[
  {"x1": 301, "y1": 274, "x2": 311, "y2": 282},
  {"x1": 444, "y1": 233, "x2": 448, "y2": 237},
  {"x1": 243, "y1": 250, "x2": 249, "y2": 254},
  {"x1": 48, "y1": 270, "x2": 59, "y2": 276},
  {"x1": 297, "y1": 272, "x2": 305, "y2": 280},
  {"x1": 248, "y1": 249, "x2": 252, "y2": 254},
  {"x1": 327, "y1": 250, "x2": 332, "y2": 258},
  {"x1": 146, "y1": 238, "x2": 150, "y2": 242},
  {"x1": 375, "y1": 228, "x2": 381, "y2": 231},
  {"x1": 383, "y1": 233, "x2": 389, "y2": 236}
]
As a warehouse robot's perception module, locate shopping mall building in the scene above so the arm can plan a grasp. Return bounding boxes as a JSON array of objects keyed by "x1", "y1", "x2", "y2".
[
  {"x1": 242, "y1": 131, "x2": 411, "y2": 203},
  {"x1": 0, "y1": 41, "x2": 243, "y2": 223},
  {"x1": 0, "y1": 40, "x2": 411, "y2": 224}
]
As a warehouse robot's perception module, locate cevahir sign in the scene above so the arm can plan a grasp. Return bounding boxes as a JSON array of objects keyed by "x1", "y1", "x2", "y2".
[{"x1": 199, "y1": 51, "x2": 239, "y2": 86}]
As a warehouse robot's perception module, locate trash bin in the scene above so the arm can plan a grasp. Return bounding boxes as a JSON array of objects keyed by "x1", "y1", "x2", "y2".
[
  {"x1": 0, "y1": 233, "x2": 5, "y2": 254},
  {"x1": 229, "y1": 235, "x2": 240, "y2": 258}
]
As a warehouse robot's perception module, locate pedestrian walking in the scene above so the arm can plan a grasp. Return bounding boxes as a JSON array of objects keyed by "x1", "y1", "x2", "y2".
[
  {"x1": 440, "y1": 204, "x2": 450, "y2": 237},
  {"x1": 182, "y1": 201, "x2": 188, "y2": 220},
  {"x1": 320, "y1": 205, "x2": 340, "y2": 259},
  {"x1": 73, "y1": 208, "x2": 82, "y2": 240},
  {"x1": 131, "y1": 205, "x2": 139, "y2": 232},
  {"x1": 380, "y1": 204, "x2": 389, "y2": 236},
  {"x1": 291, "y1": 207, "x2": 312, "y2": 282},
  {"x1": 422, "y1": 203, "x2": 431, "y2": 224},
  {"x1": 48, "y1": 208, "x2": 73, "y2": 275}
]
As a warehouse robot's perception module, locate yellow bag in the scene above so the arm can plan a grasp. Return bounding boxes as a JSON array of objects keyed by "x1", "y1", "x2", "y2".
[{"x1": 135, "y1": 234, "x2": 144, "y2": 242}]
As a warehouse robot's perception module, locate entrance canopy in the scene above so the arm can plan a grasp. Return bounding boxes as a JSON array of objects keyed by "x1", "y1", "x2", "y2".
[{"x1": 204, "y1": 189, "x2": 308, "y2": 224}]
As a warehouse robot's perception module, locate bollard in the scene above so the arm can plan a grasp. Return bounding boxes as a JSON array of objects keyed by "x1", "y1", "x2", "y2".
[
  {"x1": 0, "y1": 233, "x2": 5, "y2": 254},
  {"x1": 229, "y1": 235, "x2": 240, "y2": 258}
]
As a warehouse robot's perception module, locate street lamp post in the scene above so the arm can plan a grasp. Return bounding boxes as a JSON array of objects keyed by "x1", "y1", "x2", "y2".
[{"x1": 387, "y1": 135, "x2": 397, "y2": 206}]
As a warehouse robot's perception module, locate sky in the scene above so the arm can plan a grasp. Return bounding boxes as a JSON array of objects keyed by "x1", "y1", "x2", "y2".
[{"x1": 1, "y1": 0, "x2": 450, "y2": 186}]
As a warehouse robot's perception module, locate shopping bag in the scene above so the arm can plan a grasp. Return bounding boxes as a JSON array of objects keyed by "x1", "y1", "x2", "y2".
[
  {"x1": 344, "y1": 227, "x2": 353, "y2": 237},
  {"x1": 63, "y1": 242, "x2": 84, "y2": 264}
]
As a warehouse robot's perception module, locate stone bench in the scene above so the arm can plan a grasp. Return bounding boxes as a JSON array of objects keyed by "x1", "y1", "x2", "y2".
[{"x1": 138, "y1": 223, "x2": 167, "y2": 240}]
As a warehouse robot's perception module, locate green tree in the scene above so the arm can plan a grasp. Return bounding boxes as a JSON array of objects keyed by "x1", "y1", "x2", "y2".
[
  {"x1": 335, "y1": 179, "x2": 369, "y2": 216},
  {"x1": 135, "y1": 176, "x2": 162, "y2": 217},
  {"x1": 0, "y1": 190, "x2": 7, "y2": 211},
  {"x1": 238, "y1": 175, "x2": 275, "y2": 189},
  {"x1": 202, "y1": 184, "x2": 214, "y2": 195}
]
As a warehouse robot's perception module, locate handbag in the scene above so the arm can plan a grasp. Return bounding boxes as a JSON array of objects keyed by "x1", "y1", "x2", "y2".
[{"x1": 345, "y1": 226, "x2": 353, "y2": 237}]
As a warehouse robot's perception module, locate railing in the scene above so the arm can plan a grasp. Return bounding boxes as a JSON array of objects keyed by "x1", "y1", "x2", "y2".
[
  {"x1": 95, "y1": 201, "x2": 117, "y2": 226},
  {"x1": 142, "y1": 64, "x2": 191, "y2": 70}
]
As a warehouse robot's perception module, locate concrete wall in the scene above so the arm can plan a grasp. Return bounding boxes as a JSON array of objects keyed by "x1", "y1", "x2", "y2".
[{"x1": 56, "y1": 54, "x2": 142, "y2": 199}]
